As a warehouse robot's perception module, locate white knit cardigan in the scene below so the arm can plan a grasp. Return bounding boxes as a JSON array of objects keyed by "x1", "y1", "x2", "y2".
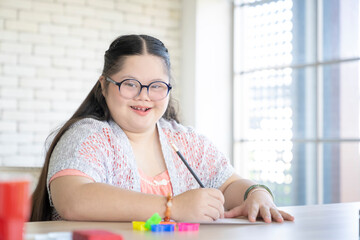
[{"x1": 47, "y1": 118, "x2": 234, "y2": 216}]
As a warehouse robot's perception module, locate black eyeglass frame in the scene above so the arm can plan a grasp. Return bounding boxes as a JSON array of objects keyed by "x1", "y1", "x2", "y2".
[{"x1": 105, "y1": 77, "x2": 172, "y2": 101}]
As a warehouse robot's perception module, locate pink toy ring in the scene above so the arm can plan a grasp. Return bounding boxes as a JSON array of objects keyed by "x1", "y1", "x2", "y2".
[{"x1": 177, "y1": 223, "x2": 200, "y2": 231}]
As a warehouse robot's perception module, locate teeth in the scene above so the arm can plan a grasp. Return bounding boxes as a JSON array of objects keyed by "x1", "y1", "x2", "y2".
[{"x1": 132, "y1": 106, "x2": 149, "y2": 111}]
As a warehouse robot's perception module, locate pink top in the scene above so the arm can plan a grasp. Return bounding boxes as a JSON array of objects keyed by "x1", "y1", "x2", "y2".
[{"x1": 49, "y1": 168, "x2": 173, "y2": 196}]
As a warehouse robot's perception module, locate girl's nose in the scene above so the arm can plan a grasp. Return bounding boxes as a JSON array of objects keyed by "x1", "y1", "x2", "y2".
[{"x1": 134, "y1": 86, "x2": 150, "y2": 100}]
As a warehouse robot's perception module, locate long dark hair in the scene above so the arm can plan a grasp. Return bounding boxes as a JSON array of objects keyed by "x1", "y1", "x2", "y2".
[{"x1": 30, "y1": 34, "x2": 179, "y2": 221}]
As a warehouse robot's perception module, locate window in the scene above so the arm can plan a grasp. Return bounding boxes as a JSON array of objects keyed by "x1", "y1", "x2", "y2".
[{"x1": 233, "y1": 0, "x2": 360, "y2": 206}]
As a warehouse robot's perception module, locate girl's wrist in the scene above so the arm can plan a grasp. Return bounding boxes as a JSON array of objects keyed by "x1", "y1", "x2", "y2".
[
  {"x1": 169, "y1": 195, "x2": 178, "y2": 221},
  {"x1": 247, "y1": 188, "x2": 273, "y2": 200},
  {"x1": 244, "y1": 184, "x2": 274, "y2": 201}
]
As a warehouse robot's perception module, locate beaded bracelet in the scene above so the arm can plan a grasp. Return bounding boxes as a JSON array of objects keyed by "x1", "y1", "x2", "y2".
[
  {"x1": 164, "y1": 194, "x2": 172, "y2": 222},
  {"x1": 244, "y1": 184, "x2": 274, "y2": 201}
]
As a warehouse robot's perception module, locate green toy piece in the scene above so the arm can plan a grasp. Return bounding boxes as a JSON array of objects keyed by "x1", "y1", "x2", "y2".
[{"x1": 144, "y1": 213, "x2": 162, "y2": 230}]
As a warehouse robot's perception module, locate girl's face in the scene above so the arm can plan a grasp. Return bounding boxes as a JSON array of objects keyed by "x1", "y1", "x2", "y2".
[{"x1": 102, "y1": 54, "x2": 170, "y2": 134}]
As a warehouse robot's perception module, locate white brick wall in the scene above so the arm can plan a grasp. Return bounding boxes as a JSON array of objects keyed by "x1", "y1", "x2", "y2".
[{"x1": 0, "y1": 0, "x2": 182, "y2": 169}]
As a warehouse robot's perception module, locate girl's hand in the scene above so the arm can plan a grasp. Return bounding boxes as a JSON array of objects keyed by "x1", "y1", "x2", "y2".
[
  {"x1": 172, "y1": 188, "x2": 225, "y2": 222},
  {"x1": 224, "y1": 190, "x2": 294, "y2": 223}
]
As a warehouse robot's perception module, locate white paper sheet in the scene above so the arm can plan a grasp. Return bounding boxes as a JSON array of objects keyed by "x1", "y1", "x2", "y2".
[{"x1": 195, "y1": 218, "x2": 265, "y2": 225}]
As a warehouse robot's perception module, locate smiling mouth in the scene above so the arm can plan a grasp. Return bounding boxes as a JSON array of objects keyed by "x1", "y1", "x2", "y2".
[{"x1": 131, "y1": 106, "x2": 151, "y2": 112}]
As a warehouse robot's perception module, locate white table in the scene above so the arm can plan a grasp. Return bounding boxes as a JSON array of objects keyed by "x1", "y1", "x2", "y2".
[{"x1": 26, "y1": 202, "x2": 360, "y2": 240}]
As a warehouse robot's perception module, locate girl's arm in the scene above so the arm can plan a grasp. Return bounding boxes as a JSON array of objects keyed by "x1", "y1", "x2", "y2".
[
  {"x1": 50, "y1": 175, "x2": 226, "y2": 222},
  {"x1": 50, "y1": 176, "x2": 167, "y2": 221}
]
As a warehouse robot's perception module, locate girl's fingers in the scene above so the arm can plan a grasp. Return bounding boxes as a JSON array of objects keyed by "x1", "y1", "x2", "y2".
[
  {"x1": 279, "y1": 210, "x2": 295, "y2": 221},
  {"x1": 201, "y1": 215, "x2": 217, "y2": 222},
  {"x1": 224, "y1": 205, "x2": 243, "y2": 218},
  {"x1": 205, "y1": 204, "x2": 223, "y2": 221},
  {"x1": 207, "y1": 198, "x2": 225, "y2": 219},
  {"x1": 223, "y1": 200, "x2": 294, "y2": 223},
  {"x1": 259, "y1": 205, "x2": 271, "y2": 223},
  {"x1": 248, "y1": 204, "x2": 260, "y2": 222},
  {"x1": 219, "y1": 206, "x2": 225, "y2": 219},
  {"x1": 270, "y1": 207, "x2": 283, "y2": 223},
  {"x1": 202, "y1": 189, "x2": 225, "y2": 220}
]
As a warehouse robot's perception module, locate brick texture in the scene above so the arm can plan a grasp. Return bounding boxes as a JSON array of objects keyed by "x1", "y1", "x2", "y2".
[{"x1": 0, "y1": 0, "x2": 182, "y2": 167}]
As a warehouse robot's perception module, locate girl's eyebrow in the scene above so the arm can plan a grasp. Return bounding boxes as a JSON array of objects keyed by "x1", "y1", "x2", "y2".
[
  {"x1": 120, "y1": 75, "x2": 168, "y2": 82},
  {"x1": 120, "y1": 75, "x2": 137, "y2": 80}
]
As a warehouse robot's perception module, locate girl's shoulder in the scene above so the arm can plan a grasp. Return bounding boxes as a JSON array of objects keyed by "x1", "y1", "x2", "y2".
[
  {"x1": 46, "y1": 118, "x2": 110, "y2": 148},
  {"x1": 69, "y1": 117, "x2": 110, "y2": 133},
  {"x1": 58, "y1": 117, "x2": 111, "y2": 143}
]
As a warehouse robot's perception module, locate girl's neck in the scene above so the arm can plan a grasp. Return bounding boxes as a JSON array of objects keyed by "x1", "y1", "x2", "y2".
[
  {"x1": 125, "y1": 124, "x2": 166, "y2": 177},
  {"x1": 124, "y1": 125, "x2": 158, "y2": 146}
]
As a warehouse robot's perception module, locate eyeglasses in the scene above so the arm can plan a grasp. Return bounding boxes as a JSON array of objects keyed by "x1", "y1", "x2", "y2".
[{"x1": 106, "y1": 77, "x2": 172, "y2": 101}]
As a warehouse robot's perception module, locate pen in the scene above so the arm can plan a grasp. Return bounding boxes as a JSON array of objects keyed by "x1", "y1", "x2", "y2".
[{"x1": 170, "y1": 143, "x2": 205, "y2": 188}]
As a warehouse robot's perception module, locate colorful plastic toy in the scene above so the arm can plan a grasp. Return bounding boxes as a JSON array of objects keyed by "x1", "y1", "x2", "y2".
[
  {"x1": 177, "y1": 223, "x2": 200, "y2": 231},
  {"x1": 144, "y1": 213, "x2": 162, "y2": 230},
  {"x1": 151, "y1": 224, "x2": 175, "y2": 232},
  {"x1": 132, "y1": 221, "x2": 147, "y2": 231}
]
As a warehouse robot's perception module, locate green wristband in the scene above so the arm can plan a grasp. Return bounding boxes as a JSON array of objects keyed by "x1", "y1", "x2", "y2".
[{"x1": 244, "y1": 184, "x2": 274, "y2": 201}]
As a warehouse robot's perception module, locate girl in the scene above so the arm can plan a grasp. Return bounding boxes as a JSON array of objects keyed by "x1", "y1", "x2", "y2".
[{"x1": 30, "y1": 34, "x2": 294, "y2": 223}]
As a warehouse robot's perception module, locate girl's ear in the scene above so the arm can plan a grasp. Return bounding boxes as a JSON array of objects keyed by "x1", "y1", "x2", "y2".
[{"x1": 99, "y1": 76, "x2": 106, "y2": 97}]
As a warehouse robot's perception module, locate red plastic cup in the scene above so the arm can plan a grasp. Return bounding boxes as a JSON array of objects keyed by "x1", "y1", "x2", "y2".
[{"x1": 0, "y1": 180, "x2": 30, "y2": 240}]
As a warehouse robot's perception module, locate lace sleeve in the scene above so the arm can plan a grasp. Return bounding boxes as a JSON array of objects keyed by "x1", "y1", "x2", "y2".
[
  {"x1": 185, "y1": 131, "x2": 234, "y2": 189},
  {"x1": 47, "y1": 118, "x2": 112, "y2": 205}
]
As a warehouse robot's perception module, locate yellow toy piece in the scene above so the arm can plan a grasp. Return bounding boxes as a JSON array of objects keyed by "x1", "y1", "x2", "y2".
[{"x1": 132, "y1": 221, "x2": 147, "y2": 231}]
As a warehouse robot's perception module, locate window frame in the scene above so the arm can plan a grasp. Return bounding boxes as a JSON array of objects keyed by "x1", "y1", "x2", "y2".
[{"x1": 233, "y1": 0, "x2": 360, "y2": 205}]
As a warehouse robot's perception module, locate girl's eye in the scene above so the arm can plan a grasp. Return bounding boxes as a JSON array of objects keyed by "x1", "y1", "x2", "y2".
[
  {"x1": 123, "y1": 80, "x2": 139, "y2": 88},
  {"x1": 150, "y1": 83, "x2": 167, "y2": 90}
]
